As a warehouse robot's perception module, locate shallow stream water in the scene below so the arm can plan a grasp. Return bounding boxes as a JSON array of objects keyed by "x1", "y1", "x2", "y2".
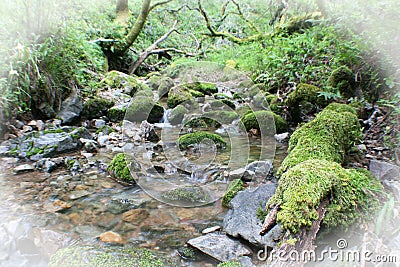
[{"x1": 0, "y1": 137, "x2": 287, "y2": 266}]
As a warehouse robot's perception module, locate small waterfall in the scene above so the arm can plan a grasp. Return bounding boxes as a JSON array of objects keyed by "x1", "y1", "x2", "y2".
[{"x1": 155, "y1": 108, "x2": 172, "y2": 128}]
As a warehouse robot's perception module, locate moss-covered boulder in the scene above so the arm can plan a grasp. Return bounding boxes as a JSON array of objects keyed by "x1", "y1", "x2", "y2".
[
  {"x1": 189, "y1": 89, "x2": 205, "y2": 97},
  {"x1": 161, "y1": 186, "x2": 210, "y2": 203},
  {"x1": 328, "y1": 66, "x2": 355, "y2": 98},
  {"x1": 241, "y1": 110, "x2": 288, "y2": 134},
  {"x1": 134, "y1": 88, "x2": 154, "y2": 97},
  {"x1": 107, "y1": 153, "x2": 135, "y2": 184},
  {"x1": 265, "y1": 94, "x2": 280, "y2": 112},
  {"x1": 187, "y1": 82, "x2": 218, "y2": 95},
  {"x1": 146, "y1": 72, "x2": 162, "y2": 90},
  {"x1": 82, "y1": 97, "x2": 114, "y2": 119},
  {"x1": 101, "y1": 70, "x2": 143, "y2": 97},
  {"x1": 178, "y1": 132, "x2": 226, "y2": 149},
  {"x1": 204, "y1": 110, "x2": 239, "y2": 125},
  {"x1": 158, "y1": 77, "x2": 175, "y2": 97},
  {"x1": 167, "y1": 85, "x2": 195, "y2": 108},
  {"x1": 49, "y1": 245, "x2": 173, "y2": 267},
  {"x1": 210, "y1": 99, "x2": 236, "y2": 110},
  {"x1": 108, "y1": 106, "x2": 126, "y2": 122},
  {"x1": 167, "y1": 105, "x2": 188, "y2": 125},
  {"x1": 184, "y1": 116, "x2": 220, "y2": 128},
  {"x1": 127, "y1": 96, "x2": 164, "y2": 123},
  {"x1": 267, "y1": 159, "x2": 382, "y2": 233},
  {"x1": 278, "y1": 103, "x2": 360, "y2": 174},
  {"x1": 222, "y1": 179, "x2": 245, "y2": 208}
]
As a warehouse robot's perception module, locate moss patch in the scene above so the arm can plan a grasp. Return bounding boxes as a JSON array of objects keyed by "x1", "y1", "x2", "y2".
[
  {"x1": 178, "y1": 131, "x2": 226, "y2": 149},
  {"x1": 161, "y1": 186, "x2": 209, "y2": 203},
  {"x1": 82, "y1": 97, "x2": 114, "y2": 119},
  {"x1": 222, "y1": 179, "x2": 245, "y2": 208},
  {"x1": 108, "y1": 107, "x2": 126, "y2": 122},
  {"x1": 49, "y1": 245, "x2": 170, "y2": 267},
  {"x1": 158, "y1": 77, "x2": 175, "y2": 97},
  {"x1": 204, "y1": 110, "x2": 239, "y2": 125},
  {"x1": 107, "y1": 153, "x2": 135, "y2": 184},
  {"x1": 168, "y1": 105, "x2": 188, "y2": 125},
  {"x1": 278, "y1": 103, "x2": 361, "y2": 175},
  {"x1": 167, "y1": 85, "x2": 195, "y2": 108},
  {"x1": 328, "y1": 66, "x2": 354, "y2": 98},
  {"x1": 241, "y1": 110, "x2": 287, "y2": 134}
]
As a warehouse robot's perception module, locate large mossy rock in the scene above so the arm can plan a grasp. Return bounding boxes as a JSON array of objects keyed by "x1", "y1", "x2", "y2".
[
  {"x1": 178, "y1": 131, "x2": 226, "y2": 149},
  {"x1": 49, "y1": 245, "x2": 175, "y2": 267},
  {"x1": 101, "y1": 70, "x2": 145, "y2": 97},
  {"x1": 241, "y1": 110, "x2": 287, "y2": 134},
  {"x1": 107, "y1": 153, "x2": 136, "y2": 184},
  {"x1": 126, "y1": 96, "x2": 164, "y2": 123},
  {"x1": 157, "y1": 77, "x2": 175, "y2": 97},
  {"x1": 82, "y1": 97, "x2": 114, "y2": 119},
  {"x1": 167, "y1": 85, "x2": 195, "y2": 108},
  {"x1": 221, "y1": 179, "x2": 245, "y2": 208},
  {"x1": 161, "y1": 186, "x2": 210, "y2": 204},
  {"x1": 328, "y1": 66, "x2": 355, "y2": 98}
]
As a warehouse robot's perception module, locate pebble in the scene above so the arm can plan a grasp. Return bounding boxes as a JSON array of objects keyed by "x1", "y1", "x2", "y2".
[
  {"x1": 202, "y1": 226, "x2": 221, "y2": 234},
  {"x1": 13, "y1": 164, "x2": 35, "y2": 174},
  {"x1": 99, "y1": 231, "x2": 124, "y2": 243}
]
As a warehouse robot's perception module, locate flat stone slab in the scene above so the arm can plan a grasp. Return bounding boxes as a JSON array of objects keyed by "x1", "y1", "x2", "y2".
[
  {"x1": 223, "y1": 183, "x2": 282, "y2": 247},
  {"x1": 187, "y1": 232, "x2": 251, "y2": 262},
  {"x1": 369, "y1": 160, "x2": 400, "y2": 181}
]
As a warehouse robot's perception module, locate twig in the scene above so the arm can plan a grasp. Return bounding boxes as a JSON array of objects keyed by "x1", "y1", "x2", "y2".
[
  {"x1": 259, "y1": 204, "x2": 280, "y2": 235},
  {"x1": 150, "y1": 0, "x2": 173, "y2": 11}
]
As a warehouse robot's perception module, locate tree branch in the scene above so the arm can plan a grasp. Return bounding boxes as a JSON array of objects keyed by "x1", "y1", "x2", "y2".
[
  {"x1": 129, "y1": 20, "x2": 180, "y2": 74},
  {"x1": 150, "y1": 0, "x2": 173, "y2": 11},
  {"x1": 259, "y1": 204, "x2": 279, "y2": 236}
]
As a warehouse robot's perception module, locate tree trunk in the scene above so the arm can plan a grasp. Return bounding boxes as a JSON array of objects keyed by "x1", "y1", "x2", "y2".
[{"x1": 115, "y1": 0, "x2": 151, "y2": 55}]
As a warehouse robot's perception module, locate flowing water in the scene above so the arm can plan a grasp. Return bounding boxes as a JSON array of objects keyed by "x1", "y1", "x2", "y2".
[{"x1": 0, "y1": 138, "x2": 287, "y2": 266}]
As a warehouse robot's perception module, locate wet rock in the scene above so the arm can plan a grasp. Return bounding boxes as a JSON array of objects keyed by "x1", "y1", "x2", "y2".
[
  {"x1": 57, "y1": 89, "x2": 83, "y2": 124},
  {"x1": 122, "y1": 208, "x2": 150, "y2": 224},
  {"x1": 92, "y1": 119, "x2": 106, "y2": 128},
  {"x1": 202, "y1": 226, "x2": 221, "y2": 234},
  {"x1": 382, "y1": 180, "x2": 400, "y2": 201},
  {"x1": 68, "y1": 190, "x2": 91, "y2": 200},
  {"x1": 274, "y1": 132, "x2": 289, "y2": 143},
  {"x1": 187, "y1": 232, "x2": 251, "y2": 262},
  {"x1": 369, "y1": 160, "x2": 400, "y2": 181},
  {"x1": 99, "y1": 231, "x2": 124, "y2": 243},
  {"x1": 13, "y1": 164, "x2": 35, "y2": 174},
  {"x1": 228, "y1": 160, "x2": 274, "y2": 182},
  {"x1": 35, "y1": 158, "x2": 58, "y2": 173},
  {"x1": 223, "y1": 183, "x2": 282, "y2": 247},
  {"x1": 97, "y1": 135, "x2": 110, "y2": 147},
  {"x1": 139, "y1": 121, "x2": 159, "y2": 142}
]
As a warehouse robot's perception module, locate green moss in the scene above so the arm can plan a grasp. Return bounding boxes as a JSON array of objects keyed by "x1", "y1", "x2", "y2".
[
  {"x1": 286, "y1": 83, "x2": 327, "y2": 107},
  {"x1": 217, "y1": 260, "x2": 241, "y2": 267},
  {"x1": 189, "y1": 89, "x2": 205, "y2": 97},
  {"x1": 222, "y1": 179, "x2": 245, "y2": 208},
  {"x1": 161, "y1": 186, "x2": 210, "y2": 203},
  {"x1": 328, "y1": 66, "x2": 354, "y2": 98},
  {"x1": 66, "y1": 159, "x2": 75, "y2": 170},
  {"x1": 241, "y1": 110, "x2": 288, "y2": 134},
  {"x1": 204, "y1": 110, "x2": 239, "y2": 124},
  {"x1": 210, "y1": 99, "x2": 236, "y2": 110},
  {"x1": 101, "y1": 70, "x2": 143, "y2": 97},
  {"x1": 167, "y1": 85, "x2": 195, "y2": 108},
  {"x1": 42, "y1": 128, "x2": 65, "y2": 134},
  {"x1": 190, "y1": 82, "x2": 218, "y2": 95},
  {"x1": 82, "y1": 97, "x2": 114, "y2": 119},
  {"x1": 108, "y1": 107, "x2": 126, "y2": 122},
  {"x1": 168, "y1": 105, "x2": 188, "y2": 125},
  {"x1": 178, "y1": 131, "x2": 226, "y2": 149},
  {"x1": 248, "y1": 84, "x2": 264, "y2": 97},
  {"x1": 135, "y1": 89, "x2": 154, "y2": 97},
  {"x1": 278, "y1": 103, "x2": 361, "y2": 175},
  {"x1": 95, "y1": 125, "x2": 115, "y2": 134},
  {"x1": 107, "y1": 153, "x2": 135, "y2": 184},
  {"x1": 233, "y1": 92, "x2": 245, "y2": 100},
  {"x1": 127, "y1": 96, "x2": 164, "y2": 123},
  {"x1": 146, "y1": 73, "x2": 162, "y2": 90},
  {"x1": 267, "y1": 159, "x2": 383, "y2": 233},
  {"x1": 214, "y1": 93, "x2": 231, "y2": 100},
  {"x1": 49, "y1": 246, "x2": 169, "y2": 267},
  {"x1": 184, "y1": 117, "x2": 220, "y2": 128}
]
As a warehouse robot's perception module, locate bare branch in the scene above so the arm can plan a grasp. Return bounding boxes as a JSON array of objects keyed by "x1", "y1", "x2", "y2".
[
  {"x1": 129, "y1": 20, "x2": 180, "y2": 74},
  {"x1": 259, "y1": 204, "x2": 279, "y2": 236},
  {"x1": 150, "y1": 0, "x2": 173, "y2": 11}
]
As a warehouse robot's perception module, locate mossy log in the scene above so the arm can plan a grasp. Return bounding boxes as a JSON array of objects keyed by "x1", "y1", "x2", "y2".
[{"x1": 260, "y1": 103, "x2": 383, "y2": 252}]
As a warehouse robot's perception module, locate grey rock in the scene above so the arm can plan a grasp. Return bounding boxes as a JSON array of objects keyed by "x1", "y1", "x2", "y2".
[
  {"x1": 97, "y1": 135, "x2": 110, "y2": 147},
  {"x1": 13, "y1": 164, "x2": 35, "y2": 174},
  {"x1": 202, "y1": 225, "x2": 221, "y2": 234},
  {"x1": 57, "y1": 90, "x2": 83, "y2": 124},
  {"x1": 369, "y1": 160, "x2": 400, "y2": 181},
  {"x1": 92, "y1": 119, "x2": 106, "y2": 128},
  {"x1": 69, "y1": 190, "x2": 91, "y2": 200},
  {"x1": 237, "y1": 256, "x2": 256, "y2": 267},
  {"x1": 228, "y1": 160, "x2": 274, "y2": 182},
  {"x1": 382, "y1": 180, "x2": 400, "y2": 201},
  {"x1": 36, "y1": 158, "x2": 58, "y2": 173},
  {"x1": 187, "y1": 232, "x2": 251, "y2": 262},
  {"x1": 274, "y1": 132, "x2": 289, "y2": 143},
  {"x1": 223, "y1": 183, "x2": 282, "y2": 248},
  {"x1": 0, "y1": 146, "x2": 9, "y2": 155}
]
